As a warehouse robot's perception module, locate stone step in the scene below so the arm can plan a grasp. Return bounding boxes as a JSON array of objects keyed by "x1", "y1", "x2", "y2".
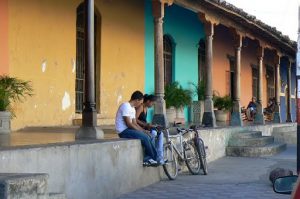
[
  {"x1": 228, "y1": 136, "x2": 274, "y2": 147},
  {"x1": 273, "y1": 131, "x2": 297, "y2": 145},
  {"x1": 273, "y1": 125, "x2": 296, "y2": 133},
  {"x1": 0, "y1": 173, "x2": 48, "y2": 199},
  {"x1": 232, "y1": 131, "x2": 262, "y2": 139},
  {"x1": 226, "y1": 143, "x2": 287, "y2": 157},
  {"x1": 48, "y1": 193, "x2": 66, "y2": 199}
]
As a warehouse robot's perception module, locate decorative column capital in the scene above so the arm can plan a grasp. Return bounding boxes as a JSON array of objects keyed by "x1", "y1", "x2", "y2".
[
  {"x1": 234, "y1": 35, "x2": 242, "y2": 49},
  {"x1": 273, "y1": 52, "x2": 281, "y2": 65},
  {"x1": 257, "y1": 46, "x2": 264, "y2": 59},
  {"x1": 160, "y1": 0, "x2": 173, "y2": 5},
  {"x1": 152, "y1": 0, "x2": 173, "y2": 19},
  {"x1": 229, "y1": 28, "x2": 243, "y2": 48},
  {"x1": 287, "y1": 59, "x2": 293, "y2": 69},
  {"x1": 152, "y1": 0, "x2": 164, "y2": 19},
  {"x1": 198, "y1": 13, "x2": 216, "y2": 37}
]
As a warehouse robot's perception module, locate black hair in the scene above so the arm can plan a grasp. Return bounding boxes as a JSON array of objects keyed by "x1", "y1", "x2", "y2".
[
  {"x1": 143, "y1": 94, "x2": 157, "y2": 103},
  {"x1": 130, "y1": 90, "x2": 144, "y2": 100}
]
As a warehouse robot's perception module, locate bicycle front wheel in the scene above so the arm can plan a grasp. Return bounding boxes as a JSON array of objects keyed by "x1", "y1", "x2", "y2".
[
  {"x1": 198, "y1": 138, "x2": 208, "y2": 175},
  {"x1": 184, "y1": 140, "x2": 201, "y2": 175},
  {"x1": 163, "y1": 144, "x2": 178, "y2": 180}
]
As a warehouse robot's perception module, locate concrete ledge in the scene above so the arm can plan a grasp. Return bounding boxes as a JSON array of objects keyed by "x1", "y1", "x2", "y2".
[
  {"x1": 272, "y1": 125, "x2": 296, "y2": 144},
  {"x1": 272, "y1": 131, "x2": 297, "y2": 145},
  {"x1": 0, "y1": 139, "x2": 161, "y2": 199}
]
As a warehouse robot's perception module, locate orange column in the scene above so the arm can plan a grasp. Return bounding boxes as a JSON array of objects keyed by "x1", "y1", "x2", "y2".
[{"x1": 0, "y1": 0, "x2": 9, "y2": 75}]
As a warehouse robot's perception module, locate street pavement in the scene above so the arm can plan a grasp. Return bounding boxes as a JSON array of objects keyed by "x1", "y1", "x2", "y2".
[{"x1": 117, "y1": 146, "x2": 296, "y2": 199}]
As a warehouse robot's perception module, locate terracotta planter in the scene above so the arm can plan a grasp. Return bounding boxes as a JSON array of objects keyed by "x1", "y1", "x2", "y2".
[
  {"x1": 0, "y1": 111, "x2": 11, "y2": 134},
  {"x1": 175, "y1": 108, "x2": 185, "y2": 124},
  {"x1": 176, "y1": 108, "x2": 184, "y2": 118},
  {"x1": 166, "y1": 107, "x2": 176, "y2": 124},
  {"x1": 214, "y1": 110, "x2": 229, "y2": 122}
]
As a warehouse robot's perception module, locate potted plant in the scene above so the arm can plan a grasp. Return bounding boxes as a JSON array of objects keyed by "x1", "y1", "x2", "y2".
[
  {"x1": 213, "y1": 94, "x2": 233, "y2": 122},
  {"x1": 0, "y1": 75, "x2": 33, "y2": 133},
  {"x1": 190, "y1": 80, "x2": 205, "y2": 124},
  {"x1": 164, "y1": 81, "x2": 192, "y2": 123}
]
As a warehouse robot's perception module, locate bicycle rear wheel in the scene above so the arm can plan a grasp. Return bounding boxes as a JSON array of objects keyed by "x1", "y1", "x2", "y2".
[
  {"x1": 163, "y1": 144, "x2": 178, "y2": 180},
  {"x1": 184, "y1": 140, "x2": 201, "y2": 175},
  {"x1": 198, "y1": 138, "x2": 208, "y2": 175}
]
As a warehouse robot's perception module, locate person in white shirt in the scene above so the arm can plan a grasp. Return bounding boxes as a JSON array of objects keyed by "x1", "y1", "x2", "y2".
[{"x1": 115, "y1": 91, "x2": 157, "y2": 166}]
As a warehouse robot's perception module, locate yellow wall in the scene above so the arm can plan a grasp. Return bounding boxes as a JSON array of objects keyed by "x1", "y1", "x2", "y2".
[
  {"x1": 0, "y1": 0, "x2": 9, "y2": 75},
  {"x1": 8, "y1": 0, "x2": 145, "y2": 130}
]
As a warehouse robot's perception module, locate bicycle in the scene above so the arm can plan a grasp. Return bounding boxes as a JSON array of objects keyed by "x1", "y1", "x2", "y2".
[
  {"x1": 161, "y1": 126, "x2": 202, "y2": 180},
  {"x1": 191, "y1": 125, "x2": 208, "y2": 175}
]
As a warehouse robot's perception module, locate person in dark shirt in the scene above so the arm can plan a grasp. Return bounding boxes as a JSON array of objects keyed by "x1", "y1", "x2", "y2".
[
  {"x1": 136, "y1": 94, "x2": 164, "y2": 165},
  {"x1": 264, "y1": 97, "x2": 276, "y2": 114},
  {"x1": 246, "y1": 97, "x2": 257, "y2": 120}
]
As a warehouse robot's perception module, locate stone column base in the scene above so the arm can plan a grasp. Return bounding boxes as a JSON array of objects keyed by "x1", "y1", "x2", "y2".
[
  {"x1": 273, "y1": 112, "x2": 281, "y2": 123},
  {"x1": 230, "y1": 111, "x2": 243, "y2": 126},
  {"x1": 254, "y1": 113, "x2": 265, "y2": 124},
  {"x1": 202, "y1": 112, "x2": 216, "y2": 127},
  {"x1": 254, "y1": 103, "x2": 265, "y2": 124},
  {"x1": 76, "y1": 126, "x2": 104, "y2": 140},
  {"x1": 286, "y1": 114, "x2": 293, "y2": 122}
]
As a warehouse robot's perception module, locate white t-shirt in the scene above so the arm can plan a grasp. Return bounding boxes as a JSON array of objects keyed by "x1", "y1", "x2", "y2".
[{"x1": 115, "y1": 102, "x2": 136, "y2": 133}]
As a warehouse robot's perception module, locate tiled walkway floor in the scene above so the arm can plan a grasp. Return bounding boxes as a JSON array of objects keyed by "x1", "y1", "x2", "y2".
[{"x1": 118, "y1": 146, "x2": 296, "y2": 199}]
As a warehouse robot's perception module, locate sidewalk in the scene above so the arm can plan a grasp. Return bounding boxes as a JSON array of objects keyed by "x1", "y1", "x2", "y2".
[{"x1": 118, "y1": 145, "x2": 296, "y2": 199}]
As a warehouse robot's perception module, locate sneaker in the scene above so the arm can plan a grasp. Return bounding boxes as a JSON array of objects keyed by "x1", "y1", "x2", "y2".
[
  {"x1": 143, "y1": 159, "x2": 158, "y2": 167},
  {"x1": 148, "y1": 158, "x2": 158, "y2": 166}
]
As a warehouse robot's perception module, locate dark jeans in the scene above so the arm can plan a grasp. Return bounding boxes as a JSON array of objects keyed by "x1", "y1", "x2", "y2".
[{"x1": 119, "y1": 128, "x2": 157, "y2": 162}]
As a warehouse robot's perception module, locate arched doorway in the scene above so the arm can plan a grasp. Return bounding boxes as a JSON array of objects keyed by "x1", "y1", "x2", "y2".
[
  {"x1": 198, "y1": 39, "x2": 206, "y2": 84},
  {"x1": 75, "y1": 3, "x2": 101, "y2": 113},
  {"x1": 163, "y1": 35, "x2": 174, "y2": 86}
]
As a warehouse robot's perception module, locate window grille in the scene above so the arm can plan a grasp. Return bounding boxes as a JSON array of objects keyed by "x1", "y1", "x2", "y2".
[{"x1": 163, "y1": 35, "x2": 173, "y2": 86}]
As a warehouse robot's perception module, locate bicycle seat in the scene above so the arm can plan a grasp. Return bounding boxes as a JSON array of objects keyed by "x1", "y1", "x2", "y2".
[
  {"x1": 168, "y1": 127, "x2": 180, "y2": 135},
  {"x1": 152, "y1": 114, "x2": 168, "y2": 128}
]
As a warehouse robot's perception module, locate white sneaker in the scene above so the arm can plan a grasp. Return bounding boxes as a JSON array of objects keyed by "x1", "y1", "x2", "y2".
[{"x1": 148, "y1": 159, "x2": 158, "y2": 165}]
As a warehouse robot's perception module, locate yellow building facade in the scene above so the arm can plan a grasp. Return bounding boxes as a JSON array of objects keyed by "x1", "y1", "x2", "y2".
[
  {"x1": 6, "y1": 0, "x2": 145, "y2": 130},
  {"x1": 1, "y1": 0, "x2": 296, "y2": 130}
]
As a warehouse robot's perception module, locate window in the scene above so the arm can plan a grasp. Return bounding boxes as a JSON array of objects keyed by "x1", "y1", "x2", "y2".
[
  {"x1": 266, "y1": 65, "x2": 275, "y2": 100},
  {"x1": 163, "y1": 35, "x2": 173, "y2": 86},
  {"x1": 252, "y1": 66, "x2": 258, "y2": 99},
  {"x1": 75, "y1": 3, "x2": 85, "y2": 113},
  {"x1": 198, "y1": 39, "x2": 206, "y2": 83},
  {"x1": 227, "y1": 55, "x2": 235, "y2": 99},
  {"x1": 75, "y1": 3, "x2": 101, "y2": 113}
]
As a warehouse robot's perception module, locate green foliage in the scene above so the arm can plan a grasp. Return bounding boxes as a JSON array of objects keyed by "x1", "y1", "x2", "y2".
[
  {"x1": 0, "y1": 75, "x2": 33, "y2": 115},
  {"x1": 213, "y1": 94, "x2": 233, "y2": 111},
  {"x1": 190, "y1": 80, "x2": 205, "y2": 101},
  {"x1": 164, "y1": 81, "x2": 192, "y2": 109}
]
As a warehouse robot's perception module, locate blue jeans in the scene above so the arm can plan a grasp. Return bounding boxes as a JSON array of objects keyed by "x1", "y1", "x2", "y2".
[
  {"x1": 150, "y1": 129, "x2": 164, "y2": 163},
  {"x1": 119, "y1": 128, "x2": 157, "y2": 162}
]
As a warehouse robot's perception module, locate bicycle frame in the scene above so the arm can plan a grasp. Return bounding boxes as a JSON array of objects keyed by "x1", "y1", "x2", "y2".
[{"x1": 164, "y1": 128, "x2": 189, "y2": 161}]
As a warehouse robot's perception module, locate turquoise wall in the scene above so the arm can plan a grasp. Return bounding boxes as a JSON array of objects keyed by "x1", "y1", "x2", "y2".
[{"x1": 144, "y1": 0, "x2": 205, "y2": 121}]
